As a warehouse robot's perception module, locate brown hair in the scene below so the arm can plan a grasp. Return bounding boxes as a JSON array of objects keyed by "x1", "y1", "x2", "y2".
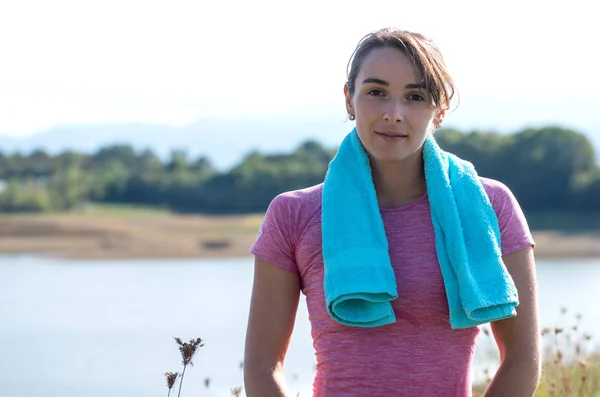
[{"x1": 346, "y1": 28, "x2": 456, "y2": 110}]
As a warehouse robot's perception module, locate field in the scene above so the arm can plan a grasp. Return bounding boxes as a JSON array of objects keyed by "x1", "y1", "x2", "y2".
[
  {"x1": 0, "y1": 204, "x2": 263, "y2": 260},
  {"x1": 0, "y1": 204, "x2": 599, "y2": 260}
]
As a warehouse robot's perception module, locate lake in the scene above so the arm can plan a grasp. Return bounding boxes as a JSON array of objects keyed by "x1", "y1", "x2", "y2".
[{"x1": 1, "y1": 255, "x2": 599, "y2": 397}]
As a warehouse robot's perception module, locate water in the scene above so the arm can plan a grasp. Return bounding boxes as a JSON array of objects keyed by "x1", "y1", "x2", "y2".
[{"x1": 1, "y1": 255, "x2": 599, "y2": 397}]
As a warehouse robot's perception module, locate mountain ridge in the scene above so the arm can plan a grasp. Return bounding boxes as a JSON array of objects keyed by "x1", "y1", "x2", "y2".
[{"x1": 1, "y1": 118, "x2": 598, "y2": 171}]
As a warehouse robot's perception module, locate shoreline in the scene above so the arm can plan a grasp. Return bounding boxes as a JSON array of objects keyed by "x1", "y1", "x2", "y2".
[{"x1": 1, "y1": 212, "x2": 599, "y2": 261}]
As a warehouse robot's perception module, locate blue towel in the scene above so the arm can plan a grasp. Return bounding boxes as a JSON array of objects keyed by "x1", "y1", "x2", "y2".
[{"x1": 322, "y1": 128, "x2": 519, "y2": 329}]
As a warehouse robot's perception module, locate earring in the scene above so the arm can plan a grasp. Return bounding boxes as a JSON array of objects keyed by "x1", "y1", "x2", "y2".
[{"x1": 348, "y1": 113, "x2": 355, "y2": 121}]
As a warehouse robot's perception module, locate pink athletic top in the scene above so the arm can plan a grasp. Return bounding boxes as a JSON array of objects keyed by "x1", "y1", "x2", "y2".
[{"x1": 250, "y1": 177, "x2": 534, "y2": 397}]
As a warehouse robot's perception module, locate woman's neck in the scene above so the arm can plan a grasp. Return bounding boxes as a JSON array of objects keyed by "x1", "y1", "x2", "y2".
[{"x1": 369, "y1": 151, "x2": 426, "y2": 208}]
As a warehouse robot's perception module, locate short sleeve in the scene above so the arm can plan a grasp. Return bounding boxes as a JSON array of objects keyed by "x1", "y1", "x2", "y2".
[
  {"x1": 486, "y1": 179, "x2": 536, "y2": 256},
  {"x1": 250, "y1": 194, "x2": 300, "y2": 276}
]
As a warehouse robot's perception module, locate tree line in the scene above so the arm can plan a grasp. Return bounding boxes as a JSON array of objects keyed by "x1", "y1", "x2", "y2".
[{"x1": 0, "y1": 126, "x2": 598, "y2": 214}]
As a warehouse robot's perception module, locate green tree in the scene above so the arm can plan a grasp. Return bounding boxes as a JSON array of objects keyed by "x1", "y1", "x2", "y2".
[{"x1": 47, "y1": 166, "x2": 90, "y2": 210}]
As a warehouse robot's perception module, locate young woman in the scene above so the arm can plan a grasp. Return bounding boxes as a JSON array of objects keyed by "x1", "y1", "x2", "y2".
[{"x1": 244, "y1": 28, "x2": 541, "y2": 397}]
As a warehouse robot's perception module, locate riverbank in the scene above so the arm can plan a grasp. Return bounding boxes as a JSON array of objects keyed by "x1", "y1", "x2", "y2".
[{"x1": 1, "y1": 207, "x2": 599, "y2": 260}]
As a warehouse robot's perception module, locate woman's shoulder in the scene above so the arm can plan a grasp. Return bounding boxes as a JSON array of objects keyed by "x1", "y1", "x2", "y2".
[
  {"x1": 268, "y1": 183, "x2": 323, "y2": 216},
  {"x1": 478, "y1": 177, "x2": 534, "y2": 254},
  {"x1": 253, "y1": 184, "x2": 323, "y2": 269},
  {"x1": 261, "y1": 183, "x2": 324, "y2": 243},
  {"x1": 479, "y1": 177, "x2": 517, "y2": 204}
]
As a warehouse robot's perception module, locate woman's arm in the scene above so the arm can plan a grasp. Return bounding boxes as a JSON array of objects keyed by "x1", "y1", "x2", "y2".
[
  {"x1": 244, "y1": 256, "x2": 301, "y2": 397},
  {"x1": 484, "y1": 246, "x2": 542, "y2": 397}
]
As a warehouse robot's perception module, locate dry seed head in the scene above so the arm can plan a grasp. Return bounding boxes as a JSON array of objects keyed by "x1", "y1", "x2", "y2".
[
  {"x1": 541, "y1": 327, "x2": 550, "y2": 336},
  {"x1": 164, "y1": 372, "x2": 179, "y2": 389},
  {"x1": 553, "y1": 349, "x2": 564, "y2": 364},
  {"x1": 174, "y1": 337, "x2": 205, "y2": 366},
  {"x1": 554, "y1": 326, "x2": 565, "y2": 335}
]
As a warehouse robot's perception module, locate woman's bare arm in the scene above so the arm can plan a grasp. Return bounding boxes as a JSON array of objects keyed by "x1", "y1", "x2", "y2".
[
  {"x1": 485, "y1": 246, "x2": 542, "y2": 396},
  {"x1": 244, "y1": 256, "x2": 301, "y2": 397}
]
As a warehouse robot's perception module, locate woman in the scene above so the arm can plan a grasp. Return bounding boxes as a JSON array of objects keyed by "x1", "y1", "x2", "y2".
[{"x1": 244, "y1": 28, "x2": 541, "y2": 397}]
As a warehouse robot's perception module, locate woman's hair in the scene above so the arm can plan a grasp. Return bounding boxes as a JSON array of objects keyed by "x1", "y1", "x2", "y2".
[{"x1": 346, "y1": 28, "x2": 456, "y2": 110}]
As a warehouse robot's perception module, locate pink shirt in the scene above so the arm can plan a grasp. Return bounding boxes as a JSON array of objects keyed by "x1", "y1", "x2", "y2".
[{"x1": 250, "y1": 177, "x2": 534, "y2": 397}]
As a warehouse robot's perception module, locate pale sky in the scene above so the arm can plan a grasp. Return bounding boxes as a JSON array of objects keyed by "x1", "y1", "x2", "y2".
[{"x1": 0, "y1": 0, "x2": 598, "y2": 142}]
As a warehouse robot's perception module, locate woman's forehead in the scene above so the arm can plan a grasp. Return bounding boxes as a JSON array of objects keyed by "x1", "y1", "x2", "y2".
[{"x1": 357, "y1": 47, "x2": 422, "y2": 85}]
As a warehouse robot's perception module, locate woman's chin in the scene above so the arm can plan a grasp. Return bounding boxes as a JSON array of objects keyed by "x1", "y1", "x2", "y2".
[
  {"x1": 365, "y1": 142, "x2": 411, "y2": 159},
  {"x1": 370, "y1": 151, "x2": 414, "y2": 164}
]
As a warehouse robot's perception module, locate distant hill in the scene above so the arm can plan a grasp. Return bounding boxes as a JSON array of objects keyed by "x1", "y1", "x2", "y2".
[
  {"x1": 0, "y1": 117, "x2": 353, "y2": 171},
  {"x1": 1, "y1": 116, "x2": 599, "y2": 171}
]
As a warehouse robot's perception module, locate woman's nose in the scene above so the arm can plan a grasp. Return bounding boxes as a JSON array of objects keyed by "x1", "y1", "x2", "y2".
[{"x1": 383, "y1": 100, "x2": 404, "y2": 123}]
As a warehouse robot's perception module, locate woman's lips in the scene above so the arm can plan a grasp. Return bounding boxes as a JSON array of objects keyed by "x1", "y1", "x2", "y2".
[{"x1": 375, "y1": 131, "x2": 408, "y2": 141}]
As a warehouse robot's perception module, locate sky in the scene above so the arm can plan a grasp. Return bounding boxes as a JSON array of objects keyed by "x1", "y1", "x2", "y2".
[{"x1": 0, "y1": 0, "x2": 598, "y2": 146}]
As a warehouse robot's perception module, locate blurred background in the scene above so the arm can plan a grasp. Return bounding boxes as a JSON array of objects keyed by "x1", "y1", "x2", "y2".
[{"x1": 0, "y1": 0, "x2": 599, "y2": 396}]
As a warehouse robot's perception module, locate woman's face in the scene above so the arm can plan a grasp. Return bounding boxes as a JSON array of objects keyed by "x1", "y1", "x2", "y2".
[{"x1": 345, "y1": 47, "x2": 444, "y2": 164}]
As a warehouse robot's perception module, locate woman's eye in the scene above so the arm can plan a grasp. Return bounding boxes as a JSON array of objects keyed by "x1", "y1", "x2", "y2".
[
  {"x1": 367, "y1": 89, "x2": 385, "y2": 96},
  {"x1": 408, "y1": 93, "x2": 425, "y2": 101}
]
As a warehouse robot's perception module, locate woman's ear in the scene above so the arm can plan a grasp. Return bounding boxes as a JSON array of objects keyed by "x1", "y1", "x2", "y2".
[
  {"x1": 434, "y1": 109, "x2": 446, "y2": 128},
  {"x1": 344, "y1": 83, "x2": 355, "y2": 120},
  {"x1": 343, "y1": 84, "x2": 353, "y2": 114}
]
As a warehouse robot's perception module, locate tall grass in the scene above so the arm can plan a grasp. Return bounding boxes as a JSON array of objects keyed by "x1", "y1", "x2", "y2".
[
  {"x1": 165, "y1": 308, "x2": 599, "y2": 396},
  {"x1": 473, "y1": 308, "x2": 600, "y2": 396}
]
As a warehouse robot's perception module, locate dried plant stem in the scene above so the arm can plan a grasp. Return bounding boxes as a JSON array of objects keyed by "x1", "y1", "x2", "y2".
[
  {"x1": 578, "y1": 372, "x2": 587, "y2": 396},
  {"x1": 177, "y1": 365, "x2": 187, "y2": 397},
  {"x1": 172, "y1": 337, "x2": 204, "y2": 397},
  {"x1": 165, "y1": 372, "x2": 179, "y2": 397}
]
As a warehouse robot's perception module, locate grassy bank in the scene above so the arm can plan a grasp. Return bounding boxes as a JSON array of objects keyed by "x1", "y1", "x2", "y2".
[
  {"x1": 0, "y1": 204, "x2": 263, "y2": 259},
  {"x1": 0, "y1": 205, "x2": 599, "y2": 260}
]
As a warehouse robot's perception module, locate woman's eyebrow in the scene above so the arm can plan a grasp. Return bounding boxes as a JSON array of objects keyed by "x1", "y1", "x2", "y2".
[
  {"x1": 361, "y1": 77, "x2": 425, "y2": 90},
  {"x1": 361, "y1": 77, "x2": 389, "y2": 86}
]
